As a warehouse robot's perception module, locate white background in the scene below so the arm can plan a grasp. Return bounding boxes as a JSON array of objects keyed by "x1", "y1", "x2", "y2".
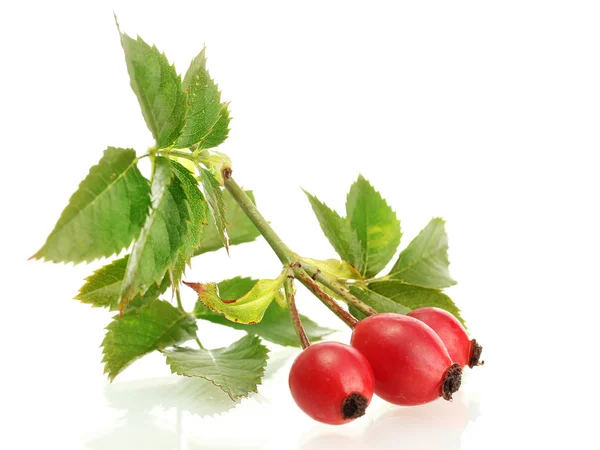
[{"x1": 1, "y1": 1, "x2": 599, "y2": 449}]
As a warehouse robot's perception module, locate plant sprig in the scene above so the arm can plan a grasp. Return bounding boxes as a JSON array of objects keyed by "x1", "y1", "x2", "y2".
[{"x1": 32, "y1": 22, "x2": 463, "y2": 401}]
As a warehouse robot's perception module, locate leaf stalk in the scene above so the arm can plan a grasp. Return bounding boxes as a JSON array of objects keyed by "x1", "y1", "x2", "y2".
[
  {"x1": 293, "y1": 266, "x2": 358, "y2": 329},
  {"x1": 175, "y1": 288, "x2": 184, "y2": 311},
  {"x1": 284, "y1": 275, "x2": 310, "y2": 348},
  {"x1": 299, "y1": 262, "x2": 377, "y2": 317},
  {"x1": 222, "y1": 170, "x2": 379, "y2": 330}
]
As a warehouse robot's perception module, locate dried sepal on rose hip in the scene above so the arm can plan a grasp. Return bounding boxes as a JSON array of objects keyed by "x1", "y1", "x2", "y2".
[
  {"x1": 288, "y1": 341, "x2": 374, "y2": 425},
  {"x1": 408, "y1": 307, "x2": 483, "y2": 368},
  {"x1": 351, "y1": 313, "x2": 462, "y2": 406}
]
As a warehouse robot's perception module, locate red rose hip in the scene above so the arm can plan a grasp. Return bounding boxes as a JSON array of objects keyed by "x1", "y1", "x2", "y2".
[
  {"x1": 288, "y1": 341, "x2": 374, "y2": 425},
  {"x1": 351, "y1": 313, "x2": 461, "y2": 406},
  {"x1": 408, "y1": 307, "x2": 483, "y2": 368}
]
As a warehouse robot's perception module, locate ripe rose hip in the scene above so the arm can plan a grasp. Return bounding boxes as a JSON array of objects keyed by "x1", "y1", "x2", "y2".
[
  {"x1": 351, "y1": 313, "x2": 461, "y2": 406},
  {"x1": 408, "y1": 307, "x2": 483, "y2": 368},
  {"x1": 288, "y1": 341, "x2": 374, "y2": 425}
]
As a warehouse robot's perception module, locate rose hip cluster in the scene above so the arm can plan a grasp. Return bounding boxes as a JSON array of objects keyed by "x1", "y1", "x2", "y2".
[{"x1": 289, "y1": 308, "x2": 483, "y2": 425}]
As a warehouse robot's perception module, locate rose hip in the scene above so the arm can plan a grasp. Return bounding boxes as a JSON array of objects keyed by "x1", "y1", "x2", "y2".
[
  {"x1": 351, "y1": 313, "x2": 461, "y2": 406},
  {"x1": 408, "y1": 307, "x2": 483, "y2": 368},
  {"x1": 288, "y1": 341, "x2": 374, "y2": 425}
]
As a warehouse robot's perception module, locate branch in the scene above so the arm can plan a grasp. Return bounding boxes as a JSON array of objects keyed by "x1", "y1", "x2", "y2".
[
  {"x1": 293, "y1": 266, "x2": 358, "y2": 329},
  {"x1": 223, "y1": 172, "x2": 294, "y2": 264},
  {"x1": 300, "y1": 262, "x2": 377, "y2": 317}
]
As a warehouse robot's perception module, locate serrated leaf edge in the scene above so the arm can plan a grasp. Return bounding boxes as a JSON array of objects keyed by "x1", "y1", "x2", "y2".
[
  {"x1": 163, "y1": 335, "x2": 269, "y2": 400},
  {"x1": 120, "y1": 159, "x2": 191, "y2": 307},
  {"x1": 388, "y1": 217, "x2": 456, "y2": 288},
  {"x1": 119, "y1": 31, "x2": 188, "y2": 149},
  {"x1": 345, "y1": 174, "x2": 401, "y2": 278},
  {"x1": 32, "y1": 149, "x2": 148, "y2": 264},
  {"x1": 101, "y1": 301, "x2": 196, "y2": 381}
]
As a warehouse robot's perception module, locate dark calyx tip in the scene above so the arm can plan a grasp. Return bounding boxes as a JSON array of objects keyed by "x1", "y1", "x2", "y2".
[
  {"x1": 342, "y1": 393, "x2": 368, "y2": 420},
  {"x1": 469, "y1": 339, "x2": 484, "y2": 368},
  {"x1": 442, "y1": 363, "x2": 462, "y2": 401}
]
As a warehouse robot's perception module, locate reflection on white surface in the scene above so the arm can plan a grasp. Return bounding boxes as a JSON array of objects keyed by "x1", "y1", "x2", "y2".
[
  {"x1": 299, "y1": 392, "x2": 480, "y2": 450},
  {"x1": 83, "y1": 346, "x2": 480, "y2": 450},
  {"x1": 85, "y1": 347, "x2": 298, "y2": 450},
  {"x1": 105, "y1": 376, "x2": 241, "y2": 416},
  {"x1": 365, "y1": 393, "x2": 480, "y2": 450},
  {"x1": 85, "y1": 377, "x2": 244, "y2": 449}
]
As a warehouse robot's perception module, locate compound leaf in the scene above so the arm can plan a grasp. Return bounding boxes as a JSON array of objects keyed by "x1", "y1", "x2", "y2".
[
  {"x1": 33, "y1": 147, "x2": 150, "y2": 264},
  {"x1": 170, "y1": 161, "x2": 209, "y2": 284},
  {"x1": 120, "y1": 157, "x2": 190, "y2": 307},
  {"x1": 347, "y1": 286, "x2": 410, "y2": 320},
  {"x1": 388, "y1": 218, "x2": 456, "y2": 289},
  {"x1": 76, "y1": 255, "x2": 170, "y2": 311},
  {"x1": 175, "y1": 49, "x2": 223, "y2": 149},
  {"x1": 102, "y1": 299, "x2": 197, "y2": 381},
  {"x1": 120, "y1": 32, "x2": 187, "y2": 148},
  {"x1": 201, "y1": 103, "x2": 230, "y2": 149},
  {"x1": 368, "y1": 279, "x2": 464, "y2": 326},
  {"x1": 164, "y1": 334, "x2": 268, "y2": 400},
  {"x1": 304, "y1": 190, "x2": 362, "y2": 271},
  {"x1": 346, "y1": 175, "x2": 401, "y2": 278}
]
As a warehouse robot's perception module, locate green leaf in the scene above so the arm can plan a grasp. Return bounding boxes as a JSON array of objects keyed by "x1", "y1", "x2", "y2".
[
  {"x1": 75, "y1": 255, "x2": 170, "y2": 311},
  {"x1": 347, "y1": 286, "x2": 410, "y2": 320},
  {"x1": 196, "y1": 303, "x2": 333, "y2": 347},
  {"x1": 175, "y1": 49, "x2": 223, "y2": 149},
  {"x1": 163, "y1": 334, "x2": 268, "y2": 400},
  {"x1": 199, "y1": 167, "x2": 228, "y2": 250},
  {"x1": 170, "y1": 161, "x2": 209, "y2": 284},
  {"x1": 171, "y1": 154, "x2": 197, "y2": 174},
  {"x1": 120, "y1": 157, "x2": 190, "y2": 306},
  {"x1": 303, "y1": 190, "x2": 362, "y2": 270},
  {"x1": 301, "y1": 258, "x2": 363, "y2": 282},
  {"x1": 102, "y1": 299, "x2": 198, "y2": 381},
  {"x1": 388, "y1": 218, "x2": 456, "y2": 289},
  {"x1": 33, "y1": 147, "x2": 150, "y2": 264},
  {"x1": 185, "y1": 273, "x2": 285, "y2": 324},
  {"x1": 346, "y1": 175, "x2": 401, "y2": 278},
  {"x1": 119, "y1": 33, "x2": 187, "y2": 148},
  {"x1": 368, "y1": 280, "x2": 465, "y2": 326},
  {"x1": 194, "y1": 277, "x2": 335, "y2": 346},
  {"x1": 201, "y1": 103, "x2": 230, "y2": 149},
  {"x1": 194, "y1": 190, "x2": 260, "y2": 255},
  {"x1": 214, "y1": 276, "x2": 258, "y2": 298},
  {"x1": 300, "y1": 257, "x2": 365, "y2": 303}
]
